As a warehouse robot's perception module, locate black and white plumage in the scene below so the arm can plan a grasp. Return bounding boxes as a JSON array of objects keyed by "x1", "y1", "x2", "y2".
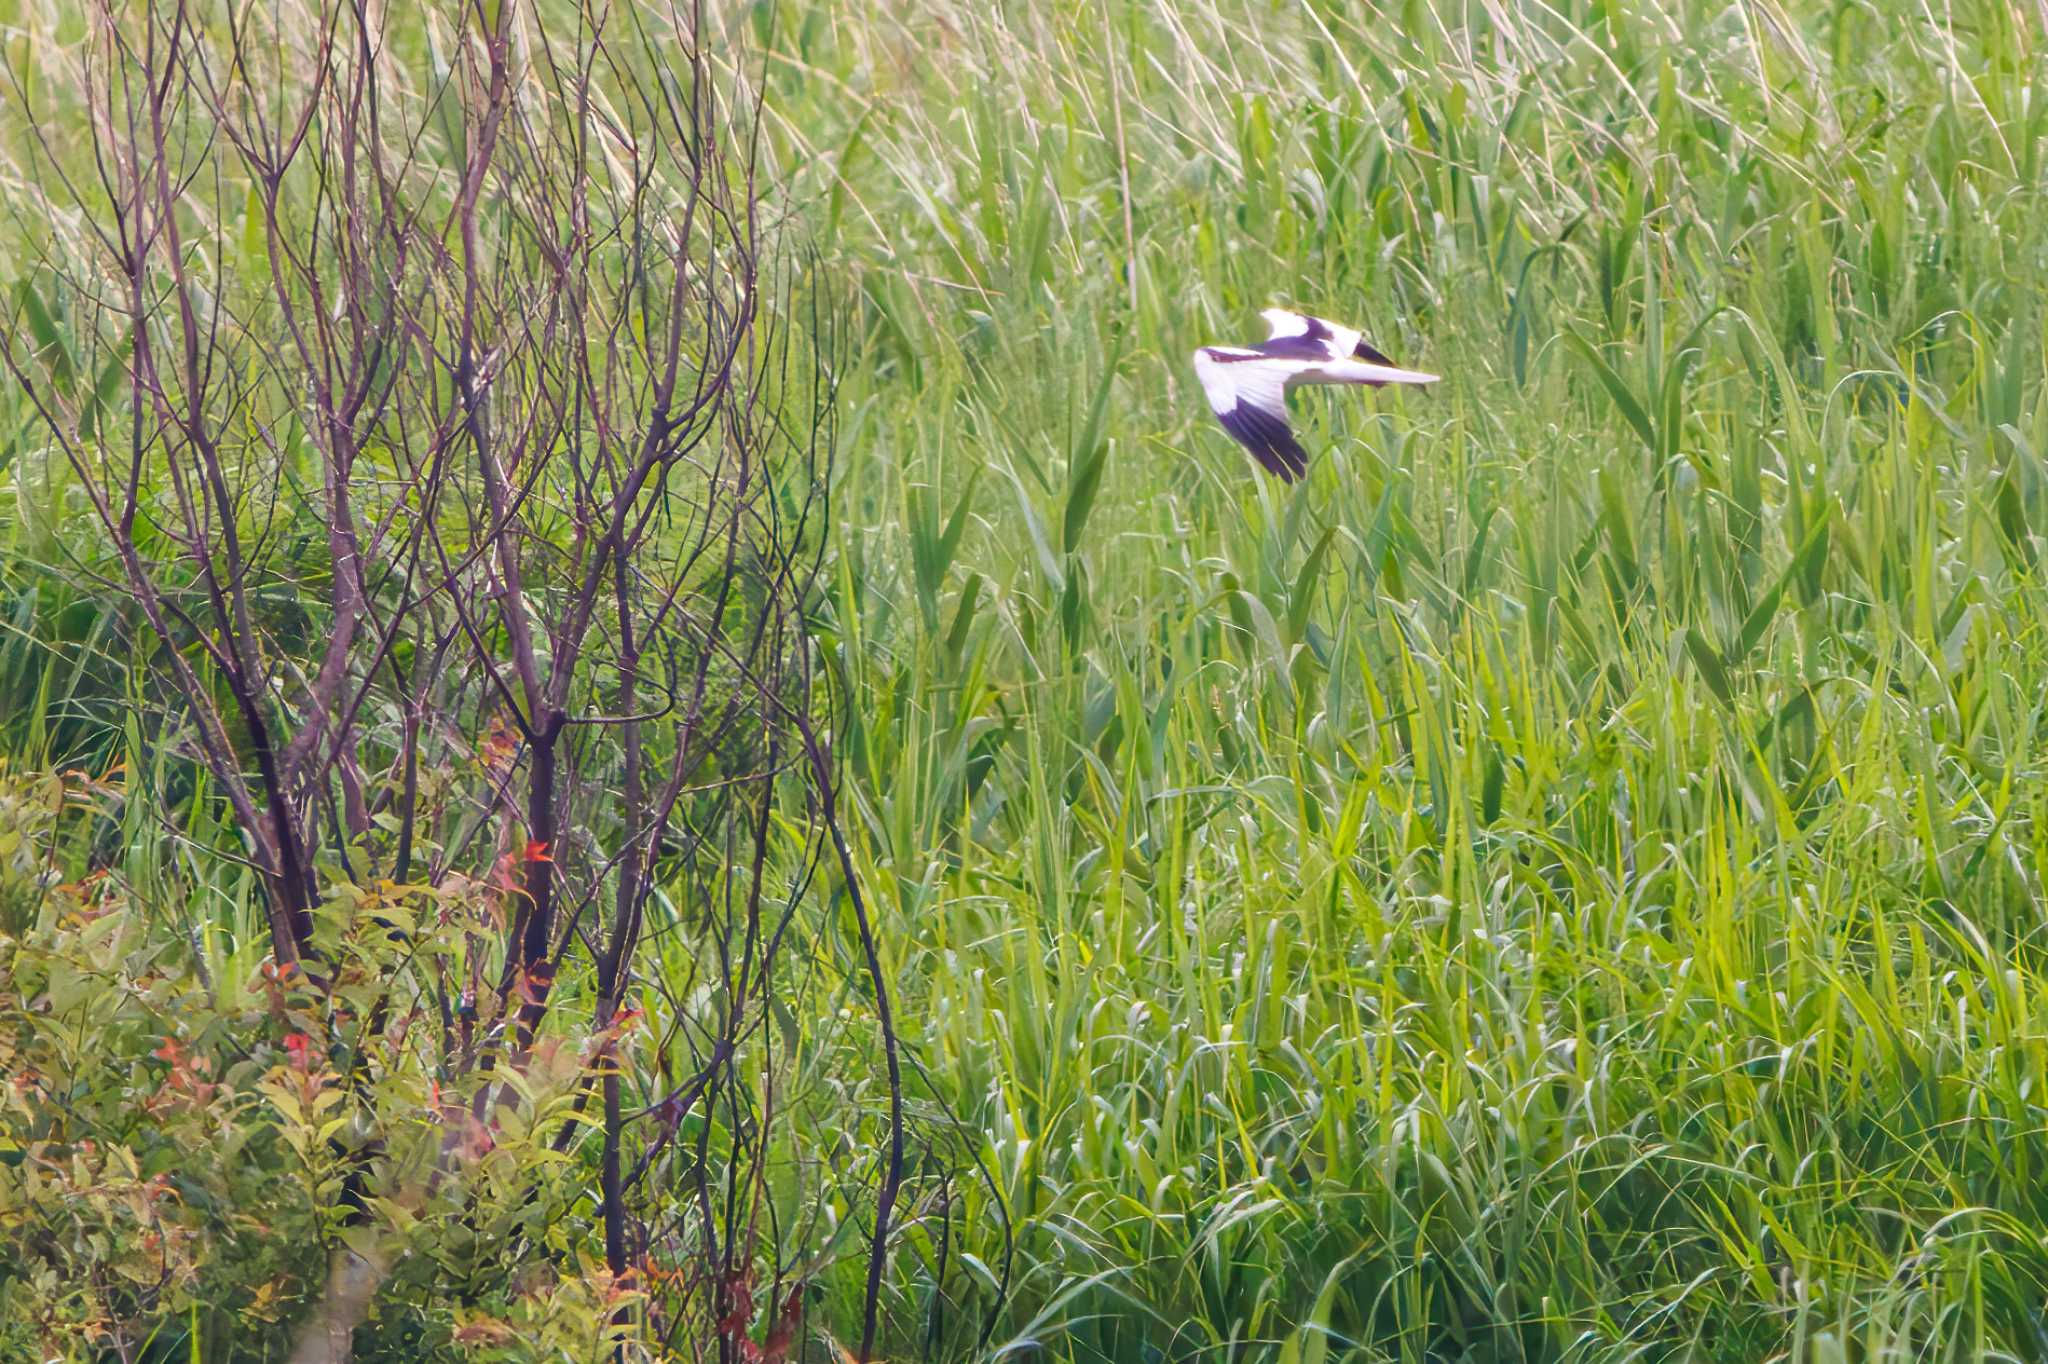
[{"x1": 1192, "y1": 309, "x2": 1438, "y2": 481}]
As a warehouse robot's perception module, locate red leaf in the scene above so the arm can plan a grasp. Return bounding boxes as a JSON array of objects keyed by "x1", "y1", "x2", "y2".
[
  {"x1": 761, "y1": 1285, "x2": 803, "y2": 1362},
  {"x1": 524, "y1": 839, "x2": 552, "y2": 863}
]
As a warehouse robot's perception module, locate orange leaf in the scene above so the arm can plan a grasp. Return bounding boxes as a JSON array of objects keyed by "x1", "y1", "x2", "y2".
[{"x1": 517, "y1": 963, "x2": 556, "y2": 1007}]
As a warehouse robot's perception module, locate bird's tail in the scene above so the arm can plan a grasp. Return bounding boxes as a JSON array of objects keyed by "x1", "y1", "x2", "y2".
[{"x1": 1325, "y1": 358, "x2": 1439, "y2": 387}]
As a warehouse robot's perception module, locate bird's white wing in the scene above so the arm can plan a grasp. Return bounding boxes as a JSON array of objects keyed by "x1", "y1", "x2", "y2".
[
  {"x1": 1254, "y1": 312, "x2": 1440, "y2": 385},
  {"x1": 1259, "y1": 308, "x2": 1361, "y2": 360},
  {"x1": 1256, "y1": 307, "x2": 1441, "y2": 379},
  {"x1": 1260, "y1": 308, "x2": 1318, "y2": 341},
  {"x1": 1193, "y1": 349, "x2": 1311, "y2": 482}
]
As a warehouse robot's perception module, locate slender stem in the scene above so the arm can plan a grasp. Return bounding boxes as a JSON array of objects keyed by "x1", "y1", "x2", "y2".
[{"x1": 804, "y1": 719, "x2": 902, "y2": 1364}]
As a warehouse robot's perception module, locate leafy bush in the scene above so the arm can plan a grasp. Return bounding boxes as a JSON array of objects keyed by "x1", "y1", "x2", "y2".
[{"x1": 0, "y1": 768, "x2": 664, "y2": 1360}]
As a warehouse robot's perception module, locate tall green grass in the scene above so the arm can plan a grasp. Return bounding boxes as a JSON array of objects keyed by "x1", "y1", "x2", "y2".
[{"x1": 759, "y1": 0, "x2": 2048, "y2": 1358}]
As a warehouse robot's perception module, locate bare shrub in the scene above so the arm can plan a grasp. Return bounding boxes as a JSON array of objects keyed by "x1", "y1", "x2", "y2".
[{"x1": 0, "y1": 1, "x2": 904, "y2": 1357}]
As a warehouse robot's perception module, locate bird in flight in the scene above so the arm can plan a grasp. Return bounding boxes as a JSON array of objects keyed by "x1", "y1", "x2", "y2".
[{"x1": 1192, "y1": 309, "x2": 1438, "y2": 481}]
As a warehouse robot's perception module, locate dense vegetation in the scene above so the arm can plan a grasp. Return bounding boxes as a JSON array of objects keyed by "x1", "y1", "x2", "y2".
[{"x1": 5, "y1": 0, "x2": 2048, "y2": 1360}]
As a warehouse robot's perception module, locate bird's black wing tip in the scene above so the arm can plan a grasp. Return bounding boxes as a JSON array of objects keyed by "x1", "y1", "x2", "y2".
[
  {"x1": 1218, "y1": 400, "x2": 1309, "y2": 482},
  {"x1": 1353, "y1": 338, "x2": 1397, "y2": 366}
]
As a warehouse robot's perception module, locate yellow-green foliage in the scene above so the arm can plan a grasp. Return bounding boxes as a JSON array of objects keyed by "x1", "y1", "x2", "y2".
[{"x1": 0, "y1": 773, "x2": 640, "y2": 1361}]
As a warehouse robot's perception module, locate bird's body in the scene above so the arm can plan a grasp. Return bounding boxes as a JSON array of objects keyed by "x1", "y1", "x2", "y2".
[{"x1": 1192, "y1": 308, "x2": 1438, "y2": 481}]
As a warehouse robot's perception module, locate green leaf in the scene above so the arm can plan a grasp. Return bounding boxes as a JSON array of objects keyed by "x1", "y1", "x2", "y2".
[
  {"x1": 1060, "y1": 562, "x2": 1085, "y2": 650},
  {"x1": 1063, "y1": 438, "x2": 1110, "y2": 556},
  {"x1": 1563, "y1": 330, "x2": 1654, "y2": 454},
  {"x1": 75, "y1": 339, "x2": 132, "y2": 443},
  {"x1": 1733, "y1": 511, "x2": 1830, "y2": 663},
  {"x1": 1597, "y1": 466, "x2": 1637, "y2": 583},
  {"x1": 1755, "y1": 687, "x2": 1814, "y2": 755},
  {"x1": 240, "y1": 183, "x2": 269, "y2": 275},
  {"x1": 1685, "y1": 627, "x2": 1735, "y2": 709},
  {"x1": 824, "y1": 108, "x2": 874, "y2": 249},
  {"x1": 910, "y1": 471, "x2": 980, "y2": 622},
  {"x1": 944, "y1": 571, "x2": 984, "y2": 661},
  {"x1": 1481, "y1": 745, "x2": 1504, "y2": 824},
  {"x1": 1995, "y1": 469, "x2": 2036, "y2": 568},
  {"x1": 1063, "y1": 339, "x2": 1122, "y2": 554},
  {"x1": 1000, "y1": 463, "x2": 1065, "y2": 592},
  {"x1": 425, "y1": 31, "x2": 468, "y2": 173},
  {"x1": 14, "y1": 279, "x2": 71, "y2": 383},
  {"x1": 1225, "y1": 585, "x2": 1288, "y2": 680},
  {"x1": 1286, "y1": 527, "x2": 1335, "y2": 645},
  {"x1": 1462, "y1": 503, "x2": 1496, "y2": 596},
  {"x1": 1298, "y1": 1253, "x2": 1357, "y2": 1364}
]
